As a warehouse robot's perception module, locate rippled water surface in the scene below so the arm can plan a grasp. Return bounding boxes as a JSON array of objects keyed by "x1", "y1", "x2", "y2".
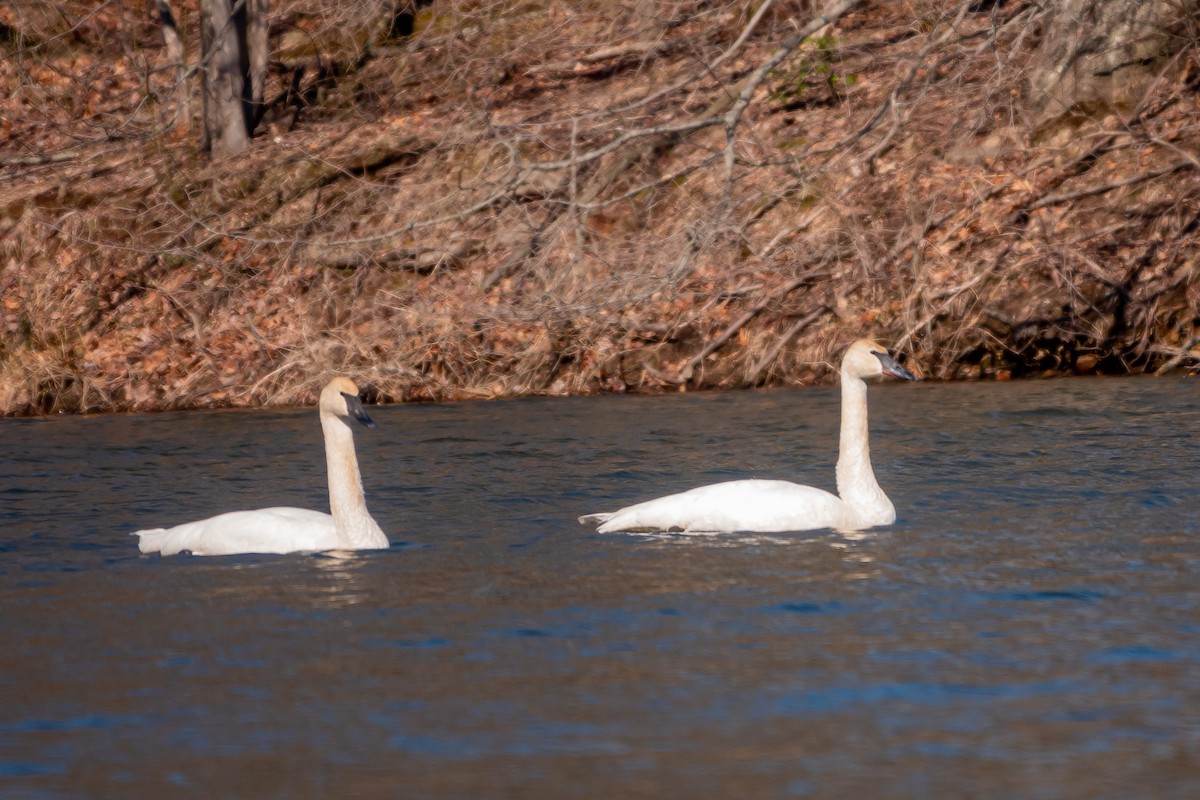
[{"x1": 3, "y1": 376, "x2": 1200, "y2": 798}]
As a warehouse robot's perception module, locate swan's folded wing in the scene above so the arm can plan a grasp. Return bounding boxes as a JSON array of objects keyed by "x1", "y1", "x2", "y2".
[
  {"x1": 584, "y1": 479, "x2": 854, "y2": 534},
  {"x1": 134, "y1": 507, "x2": 338, "y2": 556}
]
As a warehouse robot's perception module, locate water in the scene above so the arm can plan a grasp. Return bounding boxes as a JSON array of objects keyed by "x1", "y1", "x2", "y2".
[{"x1": 2, "y1": 376, "x2": 1199, "y2": 798}]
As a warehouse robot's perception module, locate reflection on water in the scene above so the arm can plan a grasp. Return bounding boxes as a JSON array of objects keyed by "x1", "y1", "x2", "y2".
[
  {"x1": 308, "y1": 551, "x2": 376, "y2": 608},
  {"x1": 2, "y1": 376, "x2": 1200, "y2": 797},
  {"x1": 628, "y1": 529, "x2": 885, "y2": 582}
]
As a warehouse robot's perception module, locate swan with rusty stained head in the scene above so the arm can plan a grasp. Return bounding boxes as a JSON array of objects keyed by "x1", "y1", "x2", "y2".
[
  {"x1": 134, "y1": 377, "x2": 389, "y2": 556},
  {"x1": 579, "y1": 340, "x2": 917, "y2": 534}
]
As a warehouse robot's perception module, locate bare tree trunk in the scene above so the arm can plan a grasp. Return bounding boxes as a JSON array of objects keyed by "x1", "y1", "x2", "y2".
[
  {"x1": 200, "y1": 0, "x2": 253, "y2": 156},
  {"x1": 247, "y1": 0, "x2": 269, "y2": 131},
  {"x1": 1028, "y1": 0, "x2": 1198, "y2": 124},
  {"x1": 387, "y1": 1, "x2": 417, "y2": 40},
  {"x1": 155, "y1": 0, "x2": 189, "y2": 135},
  {"x1": 385, "y1": 1, "x2": 434, "y2": 41}
]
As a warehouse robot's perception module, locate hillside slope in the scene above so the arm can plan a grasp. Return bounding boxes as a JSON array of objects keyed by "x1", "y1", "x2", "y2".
[{"x1": 2, "y1": 0, "x2": 1198, "y2": 414}]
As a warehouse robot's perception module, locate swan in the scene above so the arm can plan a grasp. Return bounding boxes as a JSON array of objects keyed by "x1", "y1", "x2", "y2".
[
  {"x1": 134, "y1": 377, "x2": 389, "y2": 556},
  {"x1": 578, "y1": 339, "x2": 917, "y2": 534}
]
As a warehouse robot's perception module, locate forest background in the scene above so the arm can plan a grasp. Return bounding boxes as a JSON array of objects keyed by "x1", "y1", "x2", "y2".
[{"x1": 2, "y1": 0, "x2": 1199, "y2": 416}]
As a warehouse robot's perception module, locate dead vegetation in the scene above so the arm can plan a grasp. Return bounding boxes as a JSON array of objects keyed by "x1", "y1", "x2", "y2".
[{"x1": 1, "y1": 0, "x2": 1199, "y2": 416}]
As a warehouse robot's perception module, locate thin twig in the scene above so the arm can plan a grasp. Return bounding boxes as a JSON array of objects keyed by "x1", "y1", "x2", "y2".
[
  {"x1": 745, "y1": 305, "x2": 829, "y2": 385},
  {"x1": 668, "y1": 273, "x2": 819, "y2": 385}
]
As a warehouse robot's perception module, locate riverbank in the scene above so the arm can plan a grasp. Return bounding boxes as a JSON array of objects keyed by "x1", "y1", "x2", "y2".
[{"x1": 3, "y1": 1, "x2": 1199, "y2": 415}]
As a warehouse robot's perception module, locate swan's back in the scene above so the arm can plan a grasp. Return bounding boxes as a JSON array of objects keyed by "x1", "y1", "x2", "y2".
[
  {"x1": 582, "y1": 479, "x2": 859, "y2": 533},
  {"x1": 135, "y1": 507, "x2": 339, "y2": 556}
]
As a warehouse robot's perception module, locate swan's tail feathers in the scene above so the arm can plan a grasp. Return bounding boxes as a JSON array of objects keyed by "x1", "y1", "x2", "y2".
[
  {"x1": 578, "y1": 513, "x2": 613, "y2": 526},
  {"x1": 134, "y1": 528, "x2": 164, "y2": 553},
  {"x1": 133, "y1": 528, "x2": 183, "y2": 556}
]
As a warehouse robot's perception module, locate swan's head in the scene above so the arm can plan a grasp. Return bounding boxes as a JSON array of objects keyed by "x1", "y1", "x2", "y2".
[
  {"x1": 319, "y1": 377, "x2": 375, "y2": 428},
  {"x1": 842, "y1": 340, "x2": 917, "y2": 381}
]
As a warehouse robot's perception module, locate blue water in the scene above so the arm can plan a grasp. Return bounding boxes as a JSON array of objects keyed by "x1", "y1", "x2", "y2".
[{"x1": 2, "y1": 376, "x2": 1200, "y2": 797}]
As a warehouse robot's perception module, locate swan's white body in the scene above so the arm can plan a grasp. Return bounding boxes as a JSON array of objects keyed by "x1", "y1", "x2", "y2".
[
  {"x1": 579, "y1": 340, "x2": 916, "y2": 534},
  {"x1": 134, "y1": 377, "x2": 389, "y2": 556}
]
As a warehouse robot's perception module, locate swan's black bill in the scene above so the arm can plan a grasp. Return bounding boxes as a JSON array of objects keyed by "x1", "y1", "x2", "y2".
[
  {"x1": 871, "y1": 351, "x2": 918, "y2": 381},
  {"x1": 341, "y1": 392, "x2": 376, "y2": 428}
]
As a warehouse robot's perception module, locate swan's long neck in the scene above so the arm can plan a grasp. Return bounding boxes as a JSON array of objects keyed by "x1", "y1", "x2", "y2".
[
  {"x1": 320, "y1": 412, "x2": 387, "y2": 549},
  {"x1": 835, "y1": 371, "x2": 895, "y2": 525}
]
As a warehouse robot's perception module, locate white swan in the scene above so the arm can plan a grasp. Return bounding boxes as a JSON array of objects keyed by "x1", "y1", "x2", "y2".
[
  {"x1": 134, "y1": 377, "x2": 389, "y2": 556},
  {"x1": 579, "y1": 339, "x2": 917, "y2": 533}
]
